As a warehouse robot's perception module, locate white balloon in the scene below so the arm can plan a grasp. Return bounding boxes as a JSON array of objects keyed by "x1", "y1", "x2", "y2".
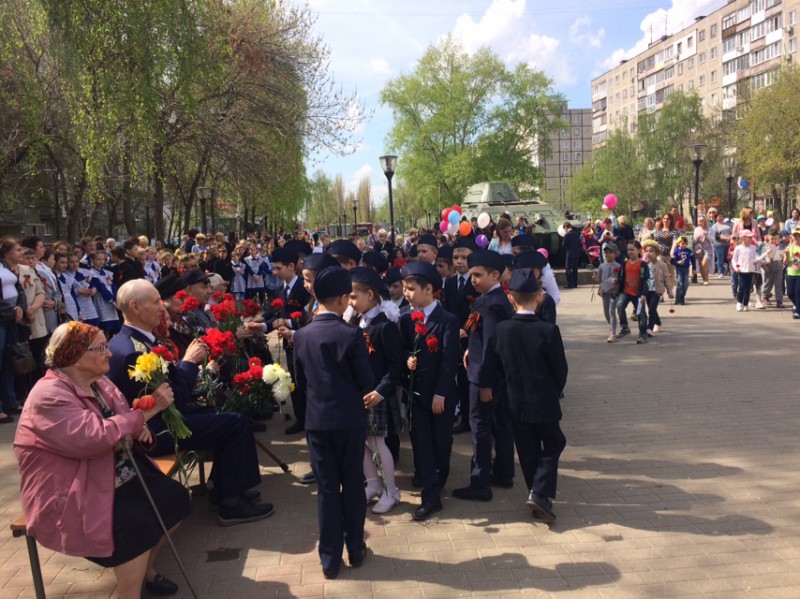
[
  {"x1": 477, "y1": 212, "x2": 491, "y2": 229},
  {"x1": 557, "y1": 225, "x2": 566, "y2": 238},
  {"x1": 447, "y1": 222, "x2": 459, "y2": 236}
]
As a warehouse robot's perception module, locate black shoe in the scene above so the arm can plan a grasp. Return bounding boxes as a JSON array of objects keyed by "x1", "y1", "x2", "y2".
[
  {"x1": 349, "y1": 543, "x2": 368, "y2": 568},
  {"x1": 144, "y1": 574, "x2": 179, "y2": 596},
  {"x1": 616, "y1": 328, "x2": 630, "y2": 339},
  {"x1": 412, "y1": 501, "x2": 443, "y2": 521},
  {"x1": 491, "y1": 476, "x2": 514, "y2": 489},
  {"x1": 0, "y1": 414, "x2": 14, "y2": 424},
  {"x1": 636, "y1": 336, "x2": 647, "y2": 344},
  {"x1": 217, "y1": 501, "x2": 274, "y2": 526},
  {"x1": 208, "y1": 489, "x2": 261, "y2": 512},
  {"x1": 526, "y1": 492, "x2": 556, "y2": 522},
  {"x1": 284, "y1": 421, "x2": 304, "y2": 435},
  {"x1": 297, "y1": 471, "x2": 316, "y2": 485},
  {"x1": 322, "y1": 566, "x2": 339, "y2": 580},
  {"x1": 452, "y1": 486, "x2": 493, "y2": 502}
]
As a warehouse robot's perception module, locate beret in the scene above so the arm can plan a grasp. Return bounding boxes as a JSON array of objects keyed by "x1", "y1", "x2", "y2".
[
  {"x1": 272, "y1": 247, "x2": 299, "y2": 265},
  {"x1": 350, "y1": 266, "x2": 383, "y2": 292},
  {"x1": 513, "y1": 250, "x2": 547, "y2": 271},
  {"x1": 467, "y1": 249, "x2": 506, "y2": 272},
  {"x1": 437, "y1": 245, "x2": 453, "y2": 261},
  {"x1": 302, "y1": 252, "x2": 339, "y2": 272},
  {"x1": 180, "y1": 269, "x2": 209, "y2": 286},
  {"x1": 361, "y1": 251, "x2": 389, "y2": 273},
  {"x1": 313, "y1": 266, "x2": 352, "y2": 300},
  {"x1": 511, "y1": 233, "x2": 539, "y2": 248},
  {"x1": 417, "y1": 234, "x2": 438, "y2": 248},
  {"x1": 327, "y1": 239, "x2": 362, "y2": 263},
  {"x1": 401, "y1": 261, "x2": 442, "y2": 292},
  {"x1": 156, "y1": 274, "x2": 188, "y2": 300},
  {"x1": 385, "y1": 266, "x2": 403, "y2": 285},
  {"x1": 454, "y1": 237, "x2": 477, "y2": 252},
  {"x1": 508, "y1": 269, "x2": 540, "y2": 293},
  {"x1": 284, "y1": 239, "x2": 313, "y2": 256}
]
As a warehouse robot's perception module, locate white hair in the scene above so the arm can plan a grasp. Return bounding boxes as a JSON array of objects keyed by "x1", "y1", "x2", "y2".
[{"x1": 116, "y1": 279, "x2": 157, "y2": 315}]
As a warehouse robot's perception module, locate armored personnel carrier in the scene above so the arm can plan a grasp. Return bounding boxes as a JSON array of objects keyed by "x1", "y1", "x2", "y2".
[{"x1": 461, "y1": 182, "x2": 583, "y2": 264}]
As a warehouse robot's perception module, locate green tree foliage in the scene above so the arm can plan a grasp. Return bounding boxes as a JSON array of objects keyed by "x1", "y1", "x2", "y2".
[
  {"x1": 735, "y1": 66, "x2": 800, "y2": 218},
  {"x1": 380, "y1": 37, "x2": 564, "y2": 214}
]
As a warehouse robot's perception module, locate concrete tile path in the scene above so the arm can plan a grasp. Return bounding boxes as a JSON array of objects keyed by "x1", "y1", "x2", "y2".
[{"x1": 1, "y1": 276, "x2": 798, "y2": 598}]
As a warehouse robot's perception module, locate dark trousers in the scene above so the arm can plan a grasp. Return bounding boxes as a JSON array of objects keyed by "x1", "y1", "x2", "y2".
[
  {"x1": 306, "y1": 428, "x2": 367, "y2": 571},
  {"x1": 737, "y1": 272, "x2": 754, "y2": 306},
  {"x1": 468, "y1": 383, "x2": 515, "y2": 488},
  {"x1": 455, "y1": 359, "x2": 469, "y2": 422},
  {"x1": 616, "y1": 293, "x2": 648, "y2": 337},
  {"x1": 787, "y1": 275, "x2": 800, "y2": 313},
  {"x1": 646, "y1": 292, "x2": 661, "y2": 329},
  {"x1": 511, "y1": 420, "x2": 566, "y2": 499},
  {"x1": 285, "y1": 348, "x2": 306, "y2": 427},
  {"x1": 152, "y1": 409, "x2": 261, "y2": 499},
  {"x1": 410, "y1": 403, "x2": 455, "y2": 504},
  {"x1": 565, "y1": 253, "x2": 580, "y2": 288}
]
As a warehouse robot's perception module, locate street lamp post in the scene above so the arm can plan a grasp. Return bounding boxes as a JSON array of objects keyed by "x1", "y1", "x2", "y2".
[
  {"x1": 725, "y1": 161, "x2": 735, "y2": 217},
  {"x1": 352, "y1": 197, "x2": 358, "y2": 235},
  {"x1": 197, "y1": 187, "x2": 211, "y2": 234},
  {"x1": 379, "y1": 155, "x2": 398, "y2": 246},
  {"x1": 690, "y1": 144, "x2": 707, "y2": 226}
]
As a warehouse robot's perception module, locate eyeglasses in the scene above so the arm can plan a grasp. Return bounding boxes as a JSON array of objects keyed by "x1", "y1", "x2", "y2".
[{"x1": 86, "y1": 343, "x2": 110, "y2": 354}]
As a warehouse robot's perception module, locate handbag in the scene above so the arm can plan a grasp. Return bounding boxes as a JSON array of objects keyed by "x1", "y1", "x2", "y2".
[
  {"x1": 7, "y1": 341, "x2": 36, "y2": 375},
  {"x1": 0, "y1": 301, "x2": 14, "y2": 323}
]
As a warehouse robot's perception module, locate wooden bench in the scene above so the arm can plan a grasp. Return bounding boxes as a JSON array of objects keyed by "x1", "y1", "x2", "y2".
[{"x1": 10, "y1": 453, "x2": 190, "y2": 599}]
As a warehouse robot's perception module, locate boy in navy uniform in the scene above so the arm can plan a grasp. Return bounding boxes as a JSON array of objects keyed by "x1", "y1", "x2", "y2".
[
  {"x1": 443, "y1": 237, "x2": 478, "y2": 434},
  {"x1": 293, "y1": 266, "x2": 374, "y2": 579},
  {"x1": 400, "y1": 262, "x2": 460, "y2": 521},
  {"x1": 513, "y1": 251, "x2": 557, "y2": 324},
  {"x1": 453, "y1": 250, "x2": 515, "y2": 502},
  {"x1": 495, "y1": 270, "x2": 568, "y2": 521}
]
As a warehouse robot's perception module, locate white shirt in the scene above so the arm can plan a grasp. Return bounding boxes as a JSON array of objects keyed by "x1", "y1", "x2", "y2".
[
  {"x1": 359, "y1": 305, "x2": 382, "y2": 329},
  {"x1": 127, "y1": 324, "x2": 156, "y2": 344},
  {"x1": 0, "y1": 265, "x2": 18, "y2": 303}
]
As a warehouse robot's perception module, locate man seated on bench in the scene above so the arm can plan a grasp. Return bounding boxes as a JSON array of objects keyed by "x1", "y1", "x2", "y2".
[
  {"x1": 14, "y1": 321, "x2": 191, "y2": 598},
  {"x1": 107, "y1": 280, "x2": 274, "y2": 527}
]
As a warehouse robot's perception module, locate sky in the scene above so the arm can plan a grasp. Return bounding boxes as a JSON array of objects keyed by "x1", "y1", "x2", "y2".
[{"x1": 300, "y1": 0, "x2": 726, "y2": 208}]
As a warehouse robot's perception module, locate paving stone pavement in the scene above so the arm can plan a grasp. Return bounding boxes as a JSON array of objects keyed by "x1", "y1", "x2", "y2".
[{"x1": 1, "y1": 277, "x2": 800, "y2": 598}]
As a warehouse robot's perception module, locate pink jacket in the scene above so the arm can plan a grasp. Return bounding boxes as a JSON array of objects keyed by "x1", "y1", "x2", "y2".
[{"x1": 14, "y1": 370, "x2": 144, "y2": 558}]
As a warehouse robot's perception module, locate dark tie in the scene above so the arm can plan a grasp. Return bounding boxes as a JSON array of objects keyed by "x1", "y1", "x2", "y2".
[
  {"x1": 458, "y1": 276, "x2": 465, "y2": 292},
  {"x1": 284, "y1": 284, "x2": 290, "y2": 298}
]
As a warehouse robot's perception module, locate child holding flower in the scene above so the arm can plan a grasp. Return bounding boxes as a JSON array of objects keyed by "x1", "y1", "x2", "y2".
[{"x1": 399, "y1": 261, "x2": 460, "y2": 521}]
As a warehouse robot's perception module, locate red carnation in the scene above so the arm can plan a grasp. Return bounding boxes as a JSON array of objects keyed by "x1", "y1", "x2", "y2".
[
  {"x1": 425, "y1": 334, "x2": 439, "y2": 353},
  {"x1": 242, "y1": 299, "x2": 261, "y2": 317},
  {"x1": 271, "y1": 299, "x2": 285, "y2": 309},
  {"x1": 414, "y1": 322, "x2": 428, "y2": 336},
  {"x1": 175, "y1": 290, "x2": 188, "y2": 300},
  {"x1": 180, "y1": 296, "x2": 200, "y2": 313},
  {"x1": 212, "y1": 291, "x2": 224, "y2": 303},
  {"x1": 223, "y1": 293, "x2": 234, "y2": 302},
  {"x1": 151, "y1": 345, "x2": 175, "y2": 363},
  {"x1": 411, "y1": 310, "x2": 424, "y2": 322},
  {"x1": 290, "y1": 311, "x2": 303, "y2": 320},
  {"x1": 249, "y1": 357, "x2": 262, "y2": 367}
]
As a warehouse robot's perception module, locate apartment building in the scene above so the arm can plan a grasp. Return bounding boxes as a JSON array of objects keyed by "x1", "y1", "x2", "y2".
[
  {"x1": 535, "y1": 107, "x2": 593, "y2": 209},
  {"x1": 591, "y1": 0, "x2": 798, "y2": 148}
]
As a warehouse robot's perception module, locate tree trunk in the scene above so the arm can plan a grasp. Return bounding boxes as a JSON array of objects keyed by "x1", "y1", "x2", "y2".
[
  {"x1": 82, "y1": 195, "x2": 102, "y2": 237},
  {"x1": 152, "y1": 144, "x2": 166, "y2": 243},
  {"x1": 67, "y1": 161, "x2": 88, "y2": 242},
  {"x1": 122, "y1": 150, "x2": 136, "y2": 236}
]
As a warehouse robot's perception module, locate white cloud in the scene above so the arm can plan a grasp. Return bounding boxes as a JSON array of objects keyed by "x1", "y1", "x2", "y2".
[
  {"x1": 599, "y1": 0, "x2": 724, "y2": 73},
  {"x1": 450, "y1": 0, "x2": 574, "y2": 86},
  {"x1": 369, "y1": 58, "x2": 391, "y2": 75},
  {"x1": 569, "y1": 16, "x2": 605, "y2": 48}
]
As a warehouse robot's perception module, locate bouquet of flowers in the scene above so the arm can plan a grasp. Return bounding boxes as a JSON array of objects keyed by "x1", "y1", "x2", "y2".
[
  {"x1": 128, "y1": 346, "x2": 192, "y2": 440},
  {"x1": 209, "y1": 294, "x2": 261, "y2": 334},
  {"x1": 404, "y1": 310, "x2": 431, "y2": 430},
  {"x1": 223, "y1": 358, "x2": 294, "y2": 418}
]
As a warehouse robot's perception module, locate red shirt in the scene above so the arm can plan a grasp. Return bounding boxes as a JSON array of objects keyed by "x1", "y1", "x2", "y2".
[{"x1": 624, "y1": 259, "x2": 642, "y2": 296}]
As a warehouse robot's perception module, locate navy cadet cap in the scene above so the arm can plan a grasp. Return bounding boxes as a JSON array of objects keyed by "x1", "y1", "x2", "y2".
[
  {"x1": 272, "y1": 247, "x2": 299, "y2": 266},
  {"x1": 467, "y1": 249, "x2": 506, "y2": 272},
  {"x1": 181, "y1": 269, "x2": 210, "y2": 286},
  {"x1": 350, "y1": 266, "x2": 383, "y2": 292},
  {"x1": 326, "y1": 239, "x2": 362, "y2": 263},
  {"x1": 313, "y1": 266, "x2": 352, "y2": 300},
  {"x1": 513, "y1": 250, "x2": 547, "y2": 271},
  {"x1": 401, "y1": 261, "x2": 442, "y2": 292},
  {"x1": 385, "y1": 266, "x2": 403, "y2": 285},
  {"x1": 155, "y1": 274, "x2": 187, "y2": 300},
  {"x1": 511, "y1": 233, "x2": 539, "y2": 248},
  {"x1": 454, "y1": 237, "x2": 477, "y2": 252},
  {"x1": 508, "y1": 269, "x2": 540, "y2": 293},
  {"x1": 502, "y1": 254, "x2": 514, "y2": 271},
  {"x1": 437, "y1": 245, "x2": 453, "y2": 261},
  {"x1": 417, "y1": 234, "x2": 438, "y2": 248},
  {"x1": 361, "y1": 250, "x2": 389, "y2": 273},
  {"x1": 284, "y1": 239, "x2": 313, "y2": 256},
  {"x1": 302, "y1": 252, "x2": 338, "y2": 272}
]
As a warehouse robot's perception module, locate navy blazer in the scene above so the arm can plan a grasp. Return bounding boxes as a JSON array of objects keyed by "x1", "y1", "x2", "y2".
[
  {"x1": 466, "y1": 286, "x2": 514, "y2": 389},
  {"x1": 563, "y1": 228, "x2": 582, "y2": 254},
  {"x1": 495, "y1": 313, "x2": 568, "y2": 423},
  {"x1": 293, "y1": 312, "x2": 374, "y2": 431},
  {"x1": 107, "y1": 324, "x2": 201, "y2": 430},
  {"x1": 539, "y1": 293, "x2": 557, "y2": 324},
  {"x1": 362, "y1": 312, "x2": 404, "y2": 401},
  {"x1": 442, "y1": 273, "x2": 478, "y2": 328},
  {"x1": 399, "y1": 304, "x2": 460, "y2": 409},
  {"x1": 264, "y1": 278, "x2": 312, "y2": 330}
]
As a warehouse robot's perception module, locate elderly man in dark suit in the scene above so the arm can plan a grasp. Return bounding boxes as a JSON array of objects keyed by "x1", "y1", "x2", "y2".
[{"x1": 107, "y1": 279, "x2": 273, "y2": 527}]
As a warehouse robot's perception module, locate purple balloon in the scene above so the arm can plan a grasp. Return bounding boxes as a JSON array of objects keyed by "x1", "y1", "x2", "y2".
[
  {"x1": 439, "y1": 220, "x2": 449, "y2": 233},
  {"x1": 476, "y1": 234, "x2": 489, "y2": 248}
]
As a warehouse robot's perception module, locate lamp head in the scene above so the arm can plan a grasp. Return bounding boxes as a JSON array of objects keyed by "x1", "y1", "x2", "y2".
[
  {"x1": 379, "y1": 155, "x2": 398, "y2": 178},
  {"x1": 691, "y1": 143, "x2": 707, "y2": 162}
]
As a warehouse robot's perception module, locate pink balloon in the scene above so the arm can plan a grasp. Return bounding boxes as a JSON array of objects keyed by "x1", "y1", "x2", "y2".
[
  {"x1": 475, "y1": 234, "x2": 489, "y2": 248},
  {"x1": 537, "y1": 248, "x2": 549, "y2": 260},
  {"x1": 439, "y1": 220, "x2": 449, "y2": 233},
  {"x1": 604, "y1": 194, "x2": 618, "y2": 209}
]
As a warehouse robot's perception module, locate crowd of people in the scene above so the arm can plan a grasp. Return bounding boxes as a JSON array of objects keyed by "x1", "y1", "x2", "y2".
[{"x1": 3, "y1": 202, "x2": 799, "y2": 594}]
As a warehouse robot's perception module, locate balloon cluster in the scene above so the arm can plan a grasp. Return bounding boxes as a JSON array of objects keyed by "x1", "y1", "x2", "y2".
[
  {"x1": 439, "y1": 205, "x2": 472, "y2": 237},
  {"x1": 602, "y1": 194, "x2": 617, "y2": 210}
]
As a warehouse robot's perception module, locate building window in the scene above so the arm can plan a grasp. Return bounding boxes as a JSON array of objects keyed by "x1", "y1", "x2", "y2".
[
  {"x1": 562, "y1": 153, "x2": 569, "y2": 161},
  {"x1": 711, "y1": 70, "x2": 717, "y2": 83},
  {"x1": 791, "y1": 11, "x2": 798, "y2": 25},
  {"x1": 688, "y1": 35, "x2": 694, "y2": 48},
  {"x1": 711, "y1": 93, "x2": 718, "y2": 106},
  {"x1": 699, "y1": 52, "x2": 706, "y2": 64},
  {"x1": 561, "y1": 140, "x2": 569, "y2": 149},
  {"x1": 711, "y1": 47, "x2": 718, "y2": 60},
  {"x1": 572, "y1": 114, "x2": 580, "y2": 124},
  {"x1": 561, "y1": 165, "x2": 570, "y2": 174},
  {"x1": 688, "y1": 57, "x2": 694, "y2": 68},
  {"x1": 574, "y1": 152, "x2": 582, "y2": 161},
  {"x1": 678, "y1": 63, "x2": 683, "y2": 75},
  {"x1": 711, "y1": 24, "x2": 718, "y2": 37},
  {"x1": 791, "y1": 38, "x2": 797, "y2": 53},
  {"x1": 688, "y1": 79, "x2": 694, "y2": 90},
  {"x1": 699, "y1": 30, "x2": 706, "y2": 42},
  {"x1": 699, "y1": 75, "x2": 706, "y2": 86},
  {"x1": 573, "y1": 140, "x2": 581, "y2": 149},
  {"x1": 573, "y1": 127, "x2": 580, "y2": 136}
]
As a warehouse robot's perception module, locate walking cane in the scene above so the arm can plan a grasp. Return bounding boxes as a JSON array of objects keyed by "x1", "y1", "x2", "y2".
[
  {"x1": 122, "y1": 437, "x2": 200, "y2": 599},
  {"x1": 254, "y1": 437, "x2": 290, "y2": 473}
]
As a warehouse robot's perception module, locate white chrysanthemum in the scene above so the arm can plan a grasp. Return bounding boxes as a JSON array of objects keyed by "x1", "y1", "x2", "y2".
[
  {"x1": 262, "y1": 364, "x2": 280, "y2": 385},
  {"x1": 273, "y1": 381, "x2": 291, "y2": 402}
]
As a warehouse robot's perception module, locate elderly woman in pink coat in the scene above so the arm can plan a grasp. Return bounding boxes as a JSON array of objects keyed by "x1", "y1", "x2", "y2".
[{"x1": 14, "y1": 321, "x2": 191, "y2": 598}]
